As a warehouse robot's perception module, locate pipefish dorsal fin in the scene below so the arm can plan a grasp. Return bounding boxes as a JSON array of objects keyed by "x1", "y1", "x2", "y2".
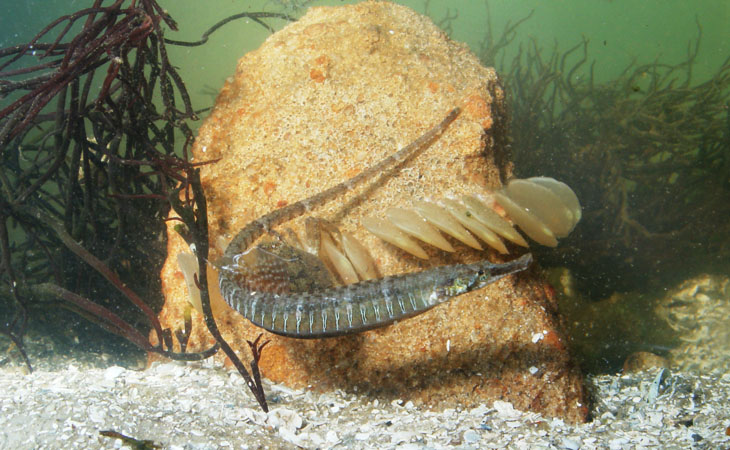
[{"x1": 219, "y1": 240, "x2": 338, "y2": 297}]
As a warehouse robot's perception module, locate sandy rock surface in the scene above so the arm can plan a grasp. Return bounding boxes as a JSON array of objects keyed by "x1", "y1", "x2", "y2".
[{"x1": 158, "y1": 1, "x2": 586, "y2": 422}]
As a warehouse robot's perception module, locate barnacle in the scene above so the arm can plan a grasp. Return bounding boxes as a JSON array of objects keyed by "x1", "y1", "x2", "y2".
[
  {"x1": 177, "y1": 251, "x2": 203, "y2": 315},
  {"x1": 362, "y1": 216, "x2": 430, "y2": 260},
  {"x1": 340, "y1": 231, "x2": 379, "y2": 280},
  {"x1": 363, "y1": 177, "x2": 581, "y2": 258},
  {"x1": 302, "y1": 218, "x2": 380, "y2": 284}
]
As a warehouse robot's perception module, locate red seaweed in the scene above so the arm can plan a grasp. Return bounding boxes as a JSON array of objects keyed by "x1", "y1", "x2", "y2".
[{"x1": 0, "y1": 0, "x2": 291, "y2": 412}]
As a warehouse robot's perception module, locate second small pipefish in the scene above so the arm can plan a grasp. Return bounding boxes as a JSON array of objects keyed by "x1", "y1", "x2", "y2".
[{"x1": 217, "y1": 107, "x2": 533, "y2": 338}]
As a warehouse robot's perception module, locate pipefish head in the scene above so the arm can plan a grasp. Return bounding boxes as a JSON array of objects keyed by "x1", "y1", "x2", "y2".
[
  {"x1": 438, "y1": 265, "x2": 489, "y2": 298},
  {"x1": 443, "y1": 253, "x2": 534, "y2": 297}
]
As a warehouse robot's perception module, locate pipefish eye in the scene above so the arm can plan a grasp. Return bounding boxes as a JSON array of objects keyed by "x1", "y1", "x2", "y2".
[{"x1": 477, "y1": 269, "x2": 488, "y2": 282}]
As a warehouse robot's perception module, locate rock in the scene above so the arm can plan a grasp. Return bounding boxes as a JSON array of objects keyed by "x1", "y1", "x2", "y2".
[
  {"x1": 622, "y1": 352, "x2": 669, "y2": 373},
  {"x1": 655, "y1": 274, "x2": 730, "y2": 373},
  {"x1": 157, "y1": 1, "x2": 587, "y2": 423},
  {"x1": 553, "y1": 267, "x2": 677, "y2": 374}
]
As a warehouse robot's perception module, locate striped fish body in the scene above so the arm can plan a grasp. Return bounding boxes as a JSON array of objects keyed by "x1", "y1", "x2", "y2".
[
  {"x1": 219, "y1": 253, "x2": 532, "y2": 338},
  {"x1": 215, "y1": 108, "x2": 534, "y2": 338}
]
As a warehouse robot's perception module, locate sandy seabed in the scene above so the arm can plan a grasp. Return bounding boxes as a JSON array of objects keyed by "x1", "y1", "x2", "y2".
[{"x1": 1, "y1": 356, "x2": 729, "y2": 450}]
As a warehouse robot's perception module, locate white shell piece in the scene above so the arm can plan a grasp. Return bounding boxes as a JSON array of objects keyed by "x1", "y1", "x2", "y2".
[
  {"x1": 528, "y1": 177, "x2": 582, "y2": 229},
  {"x1": 320, "y1": 233, "x2": 359, "y2": 284},
  {"x1": 413, "y1": 200, "x2": 482, "y2": 250},
  {"x1": 505, "y1": 179, "x2": 575, "y2": 238},
  {"x1": 441, "y1": 199, "x2": 508, "y2": 254},
  {"x1": 341, "y1": 231, "x2": 378, "y2": 280},
  {"x1": 493, "y1": 192, "x2": 558, "y2": 247},
  {"x1": 177, "y1": 252, "x2": 203, "y2": 314},
  {"x1": 362, "y1": 216, "x2": 429, "y2": 259},
  {"x1": 386, "y1": 208, "x2": 455, "y2": 252},
  {"x1": 461, "y1": 195, "x2": 529, "y2": 247},
  {"x1": 215, "y1": 235, "x2": 230, "y2": 255}
]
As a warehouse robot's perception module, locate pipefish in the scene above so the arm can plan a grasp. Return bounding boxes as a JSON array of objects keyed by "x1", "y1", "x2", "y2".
[{"x1": 217, "y1": 107, "x2": 533, "y2": 338}]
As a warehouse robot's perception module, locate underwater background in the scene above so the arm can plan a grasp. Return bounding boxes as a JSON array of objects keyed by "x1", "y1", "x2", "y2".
[
  {"x1": 1, "y1": 0, "x2": 728, "y2": 377},
  {"x1": 4, "y1": 1, "x2": 727, "y2": 121}
]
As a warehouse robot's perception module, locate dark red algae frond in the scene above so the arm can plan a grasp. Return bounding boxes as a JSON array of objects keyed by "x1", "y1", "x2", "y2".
[{"x1": 0, "y1": 0, "x2": 291, "y2": 412}]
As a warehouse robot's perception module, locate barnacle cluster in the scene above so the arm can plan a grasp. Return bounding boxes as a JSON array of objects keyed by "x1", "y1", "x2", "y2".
[
  {"x1": 197, "y1": 177, "x2": 580, "y2": 294},
  {"x1": 362, "y1": 177, "x2": 581, "y2": 259},
  {"x1": 251, "y1": 177, "x2": 582, "y2": 287}
]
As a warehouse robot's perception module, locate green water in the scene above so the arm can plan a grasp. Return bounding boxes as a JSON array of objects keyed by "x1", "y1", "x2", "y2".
[
  {"x1": 3, "y1": 1, "x2": 727, "y2": 118},
  {"x1": 156, "y1": 0, "x2": 730, "y2": 113}
]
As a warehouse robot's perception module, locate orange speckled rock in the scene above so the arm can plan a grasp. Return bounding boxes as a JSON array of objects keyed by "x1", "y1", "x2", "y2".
[{"x1": 157, "y1": 1, "x2": 587, "y2": 422}]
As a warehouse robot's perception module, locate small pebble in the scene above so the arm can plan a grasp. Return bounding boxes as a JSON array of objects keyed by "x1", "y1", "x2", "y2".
[
  {"x1": 562, "y1": 437, "x2": 580, "y2": 449},
  {"x1": 326, "y1": 430, "x2": 338, "y2": 443},
  {"x1": 103, "y1": 365, "x2": 125, "y2": 380},
  {"x1": 464, "y1": 429, "x2": 480, "y2": 443}
]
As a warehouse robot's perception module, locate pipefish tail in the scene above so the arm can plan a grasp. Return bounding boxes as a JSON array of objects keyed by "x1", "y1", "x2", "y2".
[
  {"x1": 221, "y1": 107, "x2": 461, "y2": 261},
  {"x1": 217, "y1": 108, "x2": 532, "y2": 338}
]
